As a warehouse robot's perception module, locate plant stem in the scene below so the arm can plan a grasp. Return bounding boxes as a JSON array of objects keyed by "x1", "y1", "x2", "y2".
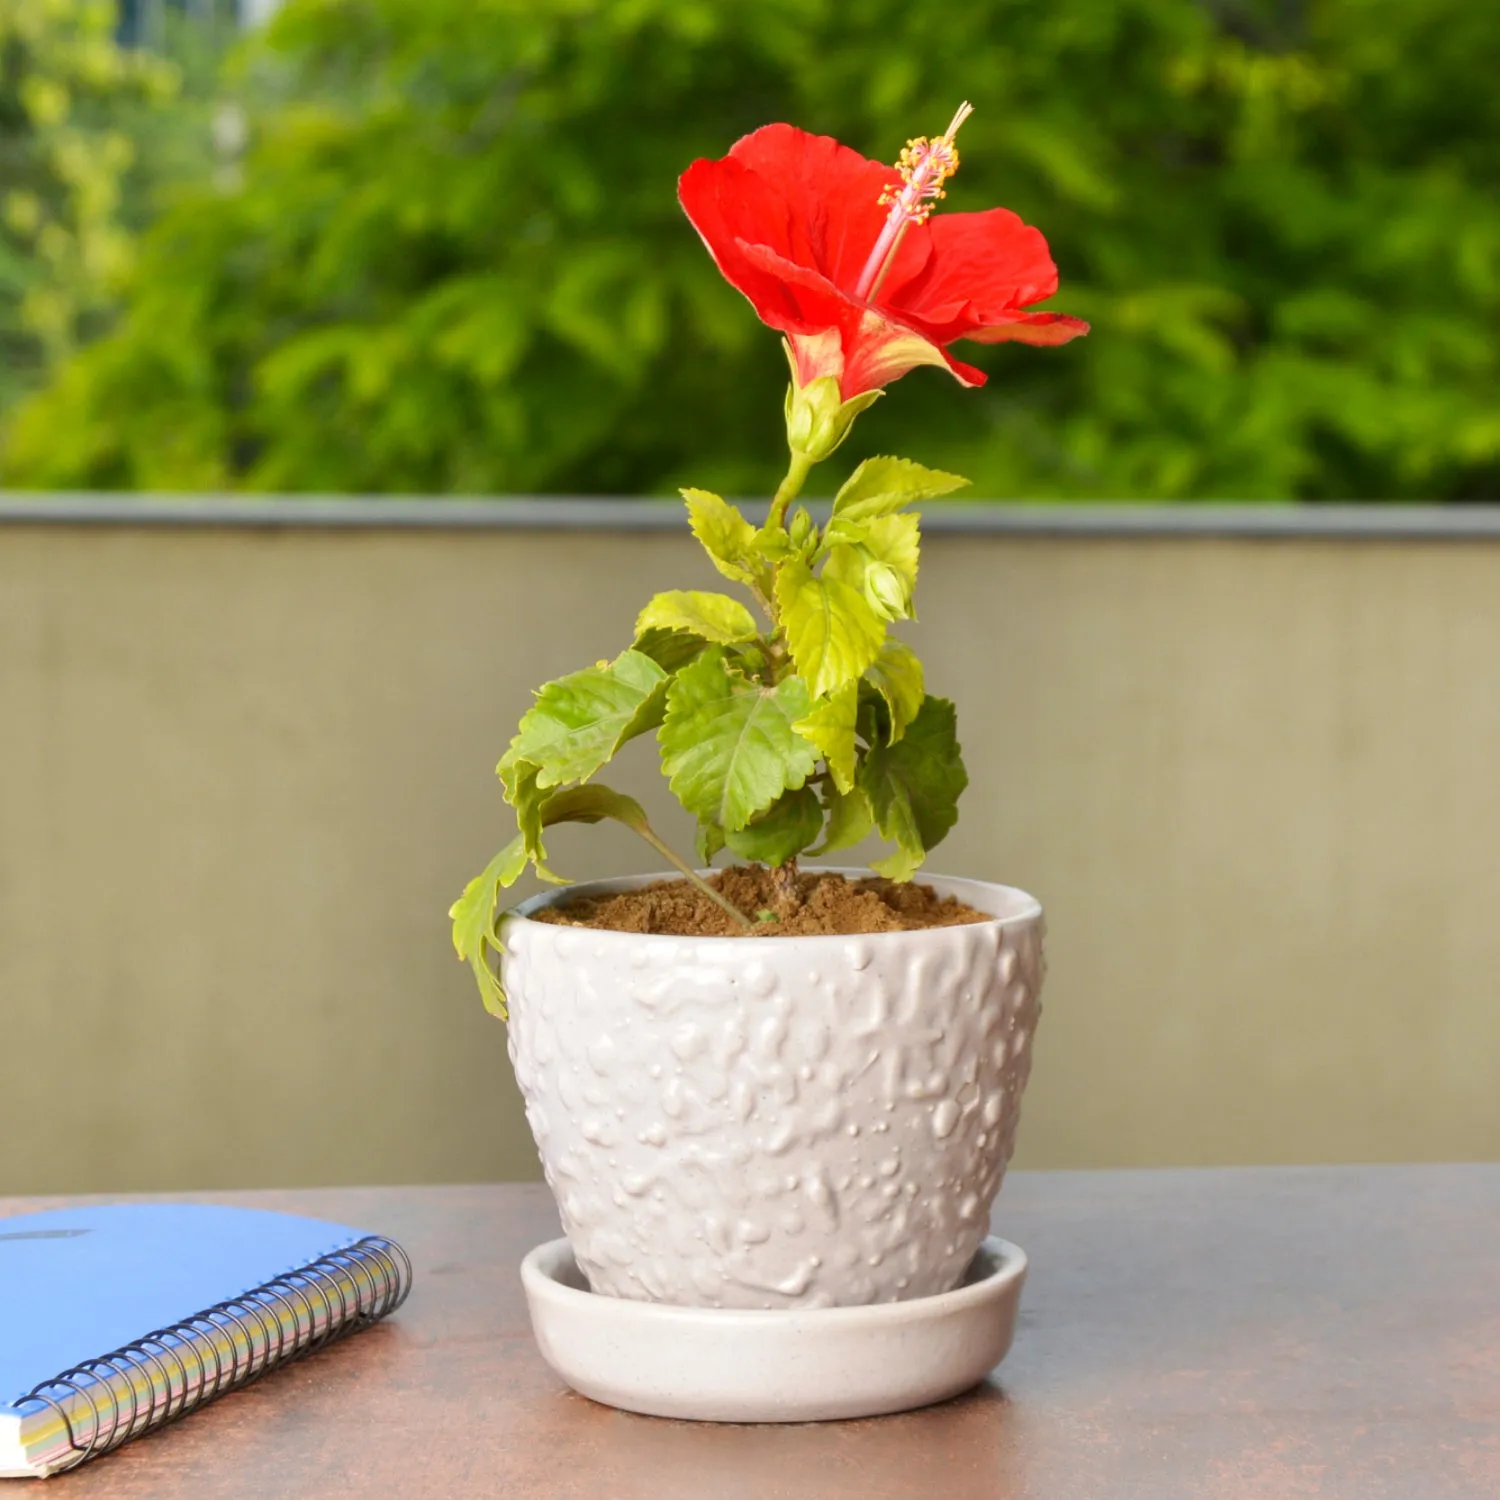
[
  {"x1": 770, "y1": 856, "x2": 802, "y2": 917},
  {"x1": 632, "y1": 822, "x2": 756, "y2": 929},
  {"x1": 767, "y1": 449, "x2": 814, "y2": 534},
  {"x1": 749, "y1": 581, "x2": 778, "y2": 626}
]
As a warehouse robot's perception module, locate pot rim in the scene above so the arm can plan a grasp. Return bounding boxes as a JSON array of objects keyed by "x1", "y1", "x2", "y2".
[{"x1": 502, "y1": 866, "x2": 1042, "y2": 945}]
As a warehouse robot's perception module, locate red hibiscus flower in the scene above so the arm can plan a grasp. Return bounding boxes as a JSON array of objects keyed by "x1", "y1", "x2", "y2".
[{"x1": 678, "y1": 107, "x2": 1089, "y2": 400}]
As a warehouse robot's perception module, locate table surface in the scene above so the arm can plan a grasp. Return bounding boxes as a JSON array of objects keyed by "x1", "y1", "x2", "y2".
[{"x1": 3, "y1": 1167, "x2": 1497, "y2": 1499}]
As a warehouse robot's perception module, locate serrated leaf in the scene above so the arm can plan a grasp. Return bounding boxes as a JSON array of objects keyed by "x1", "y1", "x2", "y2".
[
  {"x1": 775, "y1": 558, "x2": 887, "y2": 700},
  {"x1": 449, "y1": 783, "x2": 660, "y2": 1018},
  {"x1": 449, "y1": 835, "x2": 527, "y2": 1018},
  {"x1": 792, "y1": 680, "x2": 858, "y2": 793},
  {"x1": 636, "y1": 590, "x2": 759, "y2": 645},
  {"x1": 811, "y1": 782, "x2": 875, "y2": 856},
  {"x1": 659, "y1": 648, "x2": 819, "y2": 833},
  {"x1": 506, "y1": 648, "x2": 667, "y2": 788},
  {"x1": 832, "y1": 456, "x2": 970, "y2": 523},
  {"x1": 501, "y1": 758, "x2": 566, "y2": 883},
  {"x1": 725, "y1": 786, "x2": 823, "y2": 866},
  {"x1": 450, "y1": 835, "x2": 527, "y2": 958},
  {"x1": 633, "y1": 626, "x2": 708, "y2": 674},
  {"x1": 858, "y1": 695, "x2": 967, "y2": 881},
  {"x1": 864, "y1": 638, "x2": 925, "y2": 742},
  {"x1": 683, "y1": 487, "x2": 759, "y2": 585}
]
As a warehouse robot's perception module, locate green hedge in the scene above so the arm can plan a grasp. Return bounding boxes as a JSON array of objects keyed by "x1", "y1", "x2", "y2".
[{"x1": 5, "y1": 0, "x2": 1499, "y2": 500}]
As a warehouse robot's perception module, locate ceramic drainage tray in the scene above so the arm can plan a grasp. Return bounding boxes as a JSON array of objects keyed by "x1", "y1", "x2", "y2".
[{"x1": 521, "y1": 1234, "x2": 1027, "y2": 1423}]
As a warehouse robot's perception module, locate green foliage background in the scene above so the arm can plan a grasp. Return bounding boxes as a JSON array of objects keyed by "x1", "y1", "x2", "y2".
[
  {"x1": 4, "y1": 0, "x2": 1499, "y2": 501},
  {"x1": 0, "y1": 0, "x2": 181, "y2": 416}
]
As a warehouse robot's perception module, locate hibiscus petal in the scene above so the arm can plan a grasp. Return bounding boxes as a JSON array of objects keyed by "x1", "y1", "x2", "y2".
[
  {"x1": 887, "y1": 208, "x2": 1061, "y2": 338},
  {"x1": 842, "y1": 308, "x2": 988, "y2": 393},
  {"x1": 724, "y1": 124, "x2": 898, "y2": 291},
  {"x1": 738, "y1": 241, "x2": 985, "y2": 396},
  {"x1": 963, "y1": 312, "x2": 1092, "y2": 347},
  {"x1": 736, "y1": 239, "x2": 856, "y2": 337},
  {"x1": 679, "y1": 156, "x2": 810, "y2": 329}
]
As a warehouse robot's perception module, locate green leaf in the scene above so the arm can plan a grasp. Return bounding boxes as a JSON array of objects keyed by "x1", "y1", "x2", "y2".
[
  {"x1": 822, "y1": 513, "x2": 920, "y2": 622},
  {"x1": 531, "y1": 781, "x2": 658, "y2": 880},
  {"x1": 864, "y1": 638, "x2": 925, "y2": 742},
  {"x1": 499, "y1": 758, "x2": 566, "y2": 883},
  {"x1": 506, "y1": 648, "x2": 667, "y2": 788},
  {"x1": 450, "y1": 835, "x2": 527, "y2": 959},
  {"x1": 449, "y1": 783, "x2": 664, "y2": 1017},
  {"x1": 534, "y1": 782, "x2": 652, "y2": 834},
  {"x1": 632, "y1": 626, "x2": 708, "y2": 674},
  {"x1": 775, "y1": 558, "x2": 887, "y2": 700},
  {"x1": 858, "y1": 696, "x2": 968, "y2": 881},
  {"x1": 724, "y1": 786, "x2": 823, "y2": 866},
  {"x1": 832, "y1": 456, "x2": 970, "y2": 523},
  {"x1": 750, "y1": 525, "x2": 796, "y2": 562},
  {"x1": 449, "y1": 835, "x2": 527, "y2": 1019},
  {"x1": 695, "y1": 819, "x2": 726, "y2": 865},
  {"x1": 635, "y1": 589, "x2": 759, "y2": 645},
  {"x1": 683, "y1": 487, "x2": 760, "y2": 585},
  {"x1": 811, "y1": 781, "x2": 875, "y2": 856},
  {"x1": 792, "y1": 680, "x2": 858, "y2": 793},
  {"x1": 751, "y1": 508, "x2": 819, "y2": 566},
  {"x1": 659, "y1": 648, "x2": 819, "y2": 833},
  {"x1": 726, "y1": 642, "x2": 768, "y2": 676}
]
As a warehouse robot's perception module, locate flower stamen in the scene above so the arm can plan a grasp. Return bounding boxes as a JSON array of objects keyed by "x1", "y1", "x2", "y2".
[{"x1": 854, "y1": 102, "x2": 974, "y2": 303}]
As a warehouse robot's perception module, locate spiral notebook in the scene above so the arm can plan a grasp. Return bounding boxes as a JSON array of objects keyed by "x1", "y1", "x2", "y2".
[{"x1": 0, "y1": 1204, "x2": 412, "y2": 1479}]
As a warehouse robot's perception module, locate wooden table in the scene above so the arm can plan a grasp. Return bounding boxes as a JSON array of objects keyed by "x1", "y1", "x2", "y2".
[{"x1": 5, "y1": 1167, "x2": 1497, "y2": 1498}]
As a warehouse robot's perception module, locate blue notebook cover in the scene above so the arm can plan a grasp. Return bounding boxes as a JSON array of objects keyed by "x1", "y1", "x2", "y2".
[{"x1": 0, "y1": 1204, "x2": 410, "y2": 1477}]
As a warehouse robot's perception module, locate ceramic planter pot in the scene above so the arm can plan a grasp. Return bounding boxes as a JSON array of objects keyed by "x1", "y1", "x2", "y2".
[{"x1": 501, "y1": 869, "x2": 1044, "y2": 1311}]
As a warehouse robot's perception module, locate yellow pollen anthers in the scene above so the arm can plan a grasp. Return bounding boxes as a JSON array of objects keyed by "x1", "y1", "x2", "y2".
[
  {"x1": 879, "y1": 103, "x2": 973, "y2": 225},
  {"x1": 855, "y1": 102, "x2": 974, "y2": 302}
]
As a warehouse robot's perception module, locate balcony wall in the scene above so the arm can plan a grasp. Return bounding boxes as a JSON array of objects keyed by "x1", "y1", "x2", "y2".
[{"x1": 3, "y1": 497, "x2": 1499, "y2": 1194}]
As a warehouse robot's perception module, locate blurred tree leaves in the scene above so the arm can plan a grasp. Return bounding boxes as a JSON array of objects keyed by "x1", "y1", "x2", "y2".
[
  {"x1": 0, "y1": 0, "x2": 183, "y2": 416},
  {"x1": 4, "y1": 0, "x2": 1500, "y2": 500}
]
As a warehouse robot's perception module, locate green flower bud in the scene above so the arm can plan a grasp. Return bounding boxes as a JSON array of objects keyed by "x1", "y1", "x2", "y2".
[
  {"x1": 788, "y1": 506, "x2": 817, "y2": 554},
  {"x1": 863, "y1": 557, "x2": 911, "y2": 620},
  {"x1": 784, "y1": 375, "x2": 883, "y2": 463}
]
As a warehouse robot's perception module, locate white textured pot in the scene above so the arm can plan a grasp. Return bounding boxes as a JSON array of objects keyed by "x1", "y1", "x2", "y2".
[{"x1": 501, "y1": 869, "x2": 1044, "y2": 1311}]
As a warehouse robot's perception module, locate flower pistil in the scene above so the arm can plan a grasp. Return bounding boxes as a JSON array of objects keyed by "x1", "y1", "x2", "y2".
[{"x1": 854, "y1": 101, "x2": 974, "y2": 302}]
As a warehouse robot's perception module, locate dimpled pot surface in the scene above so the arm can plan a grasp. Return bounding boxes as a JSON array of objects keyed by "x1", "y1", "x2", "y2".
[{"x1": 501, "y1": 870, "x2": 1044, "y2": 1310}]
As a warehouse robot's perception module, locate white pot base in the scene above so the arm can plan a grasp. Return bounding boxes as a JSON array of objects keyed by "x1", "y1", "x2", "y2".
[{"x1": 520, "y1": 1234, "x2": 1027, "y2": 1423}]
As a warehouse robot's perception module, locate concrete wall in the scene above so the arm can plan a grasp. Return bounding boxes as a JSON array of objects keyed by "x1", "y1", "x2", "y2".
[{"x1": 2, "y1": 507, "x2": 1498, "y2": 1194}]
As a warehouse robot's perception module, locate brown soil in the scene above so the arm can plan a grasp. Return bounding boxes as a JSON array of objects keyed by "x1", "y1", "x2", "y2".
[{"x1": 530, "y1": 865, "x2": 992, "y2": 938}]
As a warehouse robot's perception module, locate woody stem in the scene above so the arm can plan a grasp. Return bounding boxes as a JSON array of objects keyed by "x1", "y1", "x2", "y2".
[{"x1": 769, "y1": 857, "x2": 802, "y2": 916}]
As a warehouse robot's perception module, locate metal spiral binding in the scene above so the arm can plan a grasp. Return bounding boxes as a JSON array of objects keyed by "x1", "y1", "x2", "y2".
[{"x1": 13, "y1": 1234, "x2": 412, "y2": 1475}]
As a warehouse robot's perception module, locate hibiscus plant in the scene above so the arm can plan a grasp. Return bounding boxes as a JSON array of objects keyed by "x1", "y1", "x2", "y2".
[{"x1": 452, "y1": 105, "x2": 1086, "y2": 1014}]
